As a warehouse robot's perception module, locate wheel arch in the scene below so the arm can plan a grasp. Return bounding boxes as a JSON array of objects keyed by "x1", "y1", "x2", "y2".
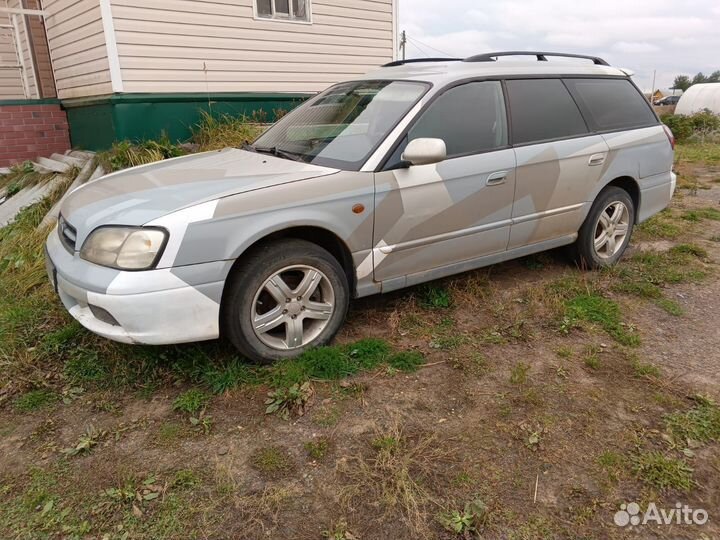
[
  {"x1": 219, "y1": 225, "x2": 356, "y2": 317},
  {"x1": 604, "y1": 176, "x2": 641, "y2": 223}
]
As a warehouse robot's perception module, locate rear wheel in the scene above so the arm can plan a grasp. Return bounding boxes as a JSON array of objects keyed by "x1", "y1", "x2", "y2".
[
  {"x1": 571, "y1": 186, "x2": 635, "y2": 269},
  {"x1": 222, "y1": 239, "x2": 349, "y2": 363}
]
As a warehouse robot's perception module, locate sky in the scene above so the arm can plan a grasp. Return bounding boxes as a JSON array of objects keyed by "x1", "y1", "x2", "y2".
[{"x1": 399, "y1": 0, "x2": 720, "y2": 92}]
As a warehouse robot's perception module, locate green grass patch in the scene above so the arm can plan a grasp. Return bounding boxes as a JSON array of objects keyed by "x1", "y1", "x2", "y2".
[
  {"x1": 304, "y1": 437, "x2": 331, "y2": 460},
  {"x1": 63, "y1": 350, "x2": 108, "y2": 383},
  {"x1": 564, "y1": 294, "x2": 639, "y2": 346},
  {"x1": 387, "y1": 351, "x2": 425, "y2": 372},
  {"x1": 271, "y1": 338, "x2": 391, "y2": 386},
  {"x1": 201, "y1": 358, "x2": 262, "y2": 394},
  {"x1": 14, "y1": 389, "x2": 58, "y2": 412},
  {"x1": 654, "y1": 298, "x2": 684, "y2": 316},
  {"x1": 675, "y1": 142, "x2": 720, "y2": 164},
  {"x1": 250, "y1": 446, "x2": 293, "y2": 478},
  {"x1": 634, "y1": 451, "x2": 694, "y2": 492},
  {"x1": 665, "y1": 396, "x2": 720, "y2": 445},
  {"x1": 635, "y1": 210, "x2": 682, "y2": 240},
  {"x1": 681, "y1": 207, "x2": 720, "y2": 222},
  {"x1": 417, "y1": 284, "x2": 453, "y2": 309},
  {"x1": 630, "y1": 356, "x2": 661, "y2": 378},
  {"x1": 172, "y1": 389, "x2": 210, "y2": 414}
]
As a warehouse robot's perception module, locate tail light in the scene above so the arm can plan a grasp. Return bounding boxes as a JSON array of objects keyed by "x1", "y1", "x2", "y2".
[{"x1": 662, "y1": 124, "x2": 675, "y2": 150}]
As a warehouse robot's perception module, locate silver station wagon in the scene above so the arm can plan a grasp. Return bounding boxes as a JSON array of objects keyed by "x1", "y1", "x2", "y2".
[{"x1": 46, "y1": 51, "x2": 676, "y2": 362}]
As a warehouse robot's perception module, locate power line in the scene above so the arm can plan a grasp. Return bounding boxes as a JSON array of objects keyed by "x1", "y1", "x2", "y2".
[
  {"x1": 407, "y1": 39, "x2": 433, "y2": 57},
  {"x1": 405, "y1": 35, "x2": 455, "y2": 58}
]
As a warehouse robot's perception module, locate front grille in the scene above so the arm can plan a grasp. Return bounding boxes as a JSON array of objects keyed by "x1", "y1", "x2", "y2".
[{"x1": 58, "y1": 215, "x2": 77, "y2": 252}]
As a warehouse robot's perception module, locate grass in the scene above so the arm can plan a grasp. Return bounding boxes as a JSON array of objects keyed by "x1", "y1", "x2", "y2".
[
  {"x1": 191, "y1": 111, "x2": 265, "y2": 151},
  {"x1": 305, "y1": 437, "x2": 331, "y2": 461},
  {"x1": 172, "y1": 389, "x2": 210, "y2": 414},
  {"x1": 675, "y1": 142, "x2": 720, "y2": 164},
  {"x1": 98, "y1": 135, "x2": 186, "y2": 172},
  {"x1": 681, "y1": 207, "x2": 720, "y2": 222},
  {"x1": 564, "y1": 293, "x2": 639, "y2": 346},
  {"x1": 583, "y1": 345, "x2": 601, "y2": 370},
  {"x1": 14, "y1": 389, "x2": 57, "y2": 412},
  {"x1": 250, "y1": 446, "x2": 293, "y2": 478},
  {"x1": 635, "y1": 210, "x2": 682, "y2": 240},
  {"x1": 664, "y1": 396, "x2": 720, "y2": 444},
  {"x1": 630, "y1": 355, "x2": 661, "y2": 378},
  {"x1": 340, "y1": 423, "x2": 450, "y2": 537},
  {"x1": 655, "y1": 297, "x2": 684, "y2": 316},
  {"x1": 417, "y1": 284, "x2": 452, "y2": 309},
  {"x1": 509, "y1": 362, "x2": 530, "y2": 385},
  {"x1": 387, "y1": 351, "x2": 425, "y2": 372},
  {"x1": 633, "y1": 451, "x2": 694, "y2": 492}
]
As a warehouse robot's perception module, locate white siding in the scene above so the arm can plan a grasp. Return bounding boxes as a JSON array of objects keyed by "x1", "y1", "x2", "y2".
[
  {"x1": 112, "y1": 0, "x2": 394, "y2": 94},
  {"x1": 42, "y1": 0, "x2": 112, "y2": 98},
  {"x1": 0, "y1": 9, "x2": 28, "y2": 99}
]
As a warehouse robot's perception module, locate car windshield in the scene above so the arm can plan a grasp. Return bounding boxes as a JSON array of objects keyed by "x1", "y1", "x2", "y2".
[{"x1": 251, "y1": 80, "x2": 429, "y2": 170}]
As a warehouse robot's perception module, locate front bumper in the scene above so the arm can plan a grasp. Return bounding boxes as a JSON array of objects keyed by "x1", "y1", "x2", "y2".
[{"x1": 45, "y1": 227, "x2": 226, "y2": 345}]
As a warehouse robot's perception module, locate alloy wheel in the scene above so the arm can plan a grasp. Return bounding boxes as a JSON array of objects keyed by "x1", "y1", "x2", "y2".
[
  {"x1": 250, "y1": 265, "x2": 335, "y2": 350},
  {"x1": 594, "y1": 201, "x2": 630, "y2": 259}
]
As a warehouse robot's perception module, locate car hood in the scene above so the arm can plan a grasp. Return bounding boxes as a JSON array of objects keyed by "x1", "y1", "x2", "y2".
[{"x1": 60, "y1": 148, "x2": 338, "y2": 235}]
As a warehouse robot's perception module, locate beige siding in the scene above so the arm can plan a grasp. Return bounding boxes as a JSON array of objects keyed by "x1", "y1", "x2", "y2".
[
  {"x1": 26, "y1": 0, "x2": 57, "y2": 97},
  {"x1": 42, "y1": 0, "x2": 112, "y2": 99},
  {"x1": 0, "y1": 9, "x2": 28, "y2": 99},
  {"x1": 112, "y1": 0, "x2": 394, "y2": 94}
]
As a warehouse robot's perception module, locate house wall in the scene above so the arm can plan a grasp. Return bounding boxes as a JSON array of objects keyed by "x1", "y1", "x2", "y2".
[
  {"x1": 41, "y1": 0, "x2": 112, "y2": 99},
  {"x1": 25, "y1": 0, "x2": 57, "y2": 97},
  {"x1": 0, "y1": 101, "x2": 70, "y2": 167},
  {"x1": 0, "y1": 9, "x2": 28, "y2": 99},
  {"x1": 110, "y1": 0, "x2": 395, "y2": 93}
]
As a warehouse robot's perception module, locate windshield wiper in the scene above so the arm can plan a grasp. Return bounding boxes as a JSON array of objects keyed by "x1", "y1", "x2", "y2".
[{"x1": 253, "y1": 145, "x2": 306, "y2": 163}]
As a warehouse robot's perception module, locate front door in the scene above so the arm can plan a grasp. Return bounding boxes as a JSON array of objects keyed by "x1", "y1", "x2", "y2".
[{"x1": 371, "y1": 81, "x2": 516, "y2": 287}]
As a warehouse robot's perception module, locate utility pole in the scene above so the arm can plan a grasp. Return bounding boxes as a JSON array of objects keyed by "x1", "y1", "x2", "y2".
[{"x1": 400, "y1": 30, "x2": 406, "y2": 61}]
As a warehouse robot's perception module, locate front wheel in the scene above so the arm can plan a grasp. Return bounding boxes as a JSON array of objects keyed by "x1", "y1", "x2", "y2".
[
  {"x1": 571, "y1": 186, "x2": 635, "y2": 269},
  {"x1": 222, "y1": 239, "x2": 350, "y2": 363}
]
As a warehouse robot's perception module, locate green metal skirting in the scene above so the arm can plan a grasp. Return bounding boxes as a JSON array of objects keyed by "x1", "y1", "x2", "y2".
[{"x1": 61, "y1": 92, "x2": 311, "y2": 151}]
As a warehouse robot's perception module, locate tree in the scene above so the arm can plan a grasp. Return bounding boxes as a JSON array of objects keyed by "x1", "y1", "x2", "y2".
[
  {"x1": 692, "y1": 72, "x2": 708, "y2": 85},
  {"x1": 672, "y1": 75, "x2": 692, "y2": 92},
  {"x1": 708, "y1": 70, "x2": 720, "y2": 83}
]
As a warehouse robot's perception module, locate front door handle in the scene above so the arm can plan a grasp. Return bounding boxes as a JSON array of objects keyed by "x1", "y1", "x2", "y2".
[
  {"x1": 588, "y1": 153, "x2": 606, "y2": 166},
  {"x1": 486, "y1": 170, "x2": 508, "y2": 186}
]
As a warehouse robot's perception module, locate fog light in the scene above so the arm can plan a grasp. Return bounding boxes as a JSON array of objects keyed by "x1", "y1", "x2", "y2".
[{"x1": 89, "y1": 304, "x2": 119, "y2": 326}]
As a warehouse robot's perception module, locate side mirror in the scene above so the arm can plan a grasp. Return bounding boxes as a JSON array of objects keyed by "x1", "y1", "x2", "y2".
[{"x1": 401, "y1": 138, "x2": 447, "y2": 166}]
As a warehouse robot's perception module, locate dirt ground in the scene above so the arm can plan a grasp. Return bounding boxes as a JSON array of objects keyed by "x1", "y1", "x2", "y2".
[{"x1": 1, "y1": 159, "x2": 720, "y2": 540}]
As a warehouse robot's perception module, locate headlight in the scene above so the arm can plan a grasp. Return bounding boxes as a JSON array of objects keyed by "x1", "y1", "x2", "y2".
[{"x1": 80, "y1": 227, "x2": 168, "y2": 270}]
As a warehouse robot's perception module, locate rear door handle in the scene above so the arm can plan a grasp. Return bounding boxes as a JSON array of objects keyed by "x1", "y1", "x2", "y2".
[
  {"x1": 486, "y1": 170, "x2": 508, "y2": 186},
  {"x1": 588, "y1": 153, "x2": 606, "y2": 166}
]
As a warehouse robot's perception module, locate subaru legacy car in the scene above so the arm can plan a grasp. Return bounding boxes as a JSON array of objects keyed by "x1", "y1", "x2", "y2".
[{"x1": 46, "y1": 51, "x2": 676, "y2": 362}]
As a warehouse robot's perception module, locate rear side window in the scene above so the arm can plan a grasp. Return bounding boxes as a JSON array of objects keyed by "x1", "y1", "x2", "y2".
[
  {"x1": 407, "y1": 81, "x2": 508, "y2": 157},
  {"x1": 506, "y1": 79, "x2": 588, "y2": 145},
  {"x1": 564, "y1": 78, "x2": 657, "y2": 131}
]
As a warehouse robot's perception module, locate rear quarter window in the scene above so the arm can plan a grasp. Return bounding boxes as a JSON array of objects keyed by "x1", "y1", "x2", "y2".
[
  {"x1": 505, "y1": 79, "x2": 589, "y2": 145},
  {"x1": 564, "y1": 78, "x2": 658, "y2": 131}
]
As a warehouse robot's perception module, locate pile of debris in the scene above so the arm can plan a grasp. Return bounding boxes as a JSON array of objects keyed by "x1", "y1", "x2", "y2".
[{"x1": 0, "y1": 151, "x2": 106, "y2": 229}]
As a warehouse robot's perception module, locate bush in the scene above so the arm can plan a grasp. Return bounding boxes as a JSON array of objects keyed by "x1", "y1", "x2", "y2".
[{"x1": 661, "y1": 109, "x2": 720, "y2": 142}]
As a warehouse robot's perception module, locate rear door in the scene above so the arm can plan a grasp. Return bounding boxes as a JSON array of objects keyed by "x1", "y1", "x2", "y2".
[
  {"x1": 372, "y1": 80, "x2": 516, "y2": 287},
  {"x1": 505, "y1": 78, "x2": 610, "y2": 249}
]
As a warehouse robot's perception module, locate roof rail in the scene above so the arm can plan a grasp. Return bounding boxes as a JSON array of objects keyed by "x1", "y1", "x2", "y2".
[
  {"x1": 464, "y1": 51, "x2": 610, "y2": 66},
  {"x1": 382, "y1": 57, "x2": 462, "y2": 68}
]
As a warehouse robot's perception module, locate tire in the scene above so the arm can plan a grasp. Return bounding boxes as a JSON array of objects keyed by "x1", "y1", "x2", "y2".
[
  {"x1": 571, "y1": 186, "x2": 635, "y2": 269},
  {"x1": 222, "y1": 238, "x2": 350, "y2": 363}
]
